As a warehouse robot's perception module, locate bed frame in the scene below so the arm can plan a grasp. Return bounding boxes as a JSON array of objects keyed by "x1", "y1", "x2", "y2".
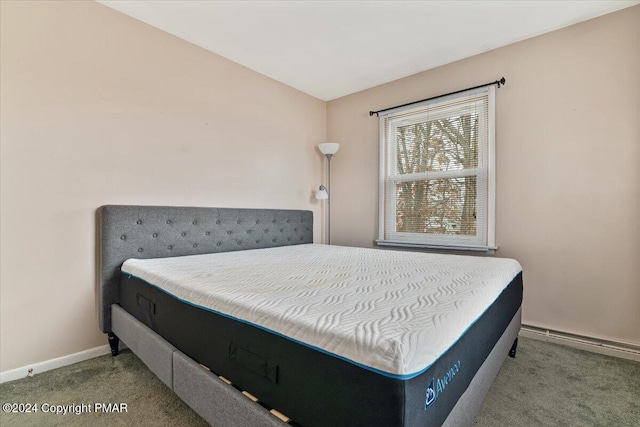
[{"x1": 98, "y1": 205, "x2": 520, "y2": 426}]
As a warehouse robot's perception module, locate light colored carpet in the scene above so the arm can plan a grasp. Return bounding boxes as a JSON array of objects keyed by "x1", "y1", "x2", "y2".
[
  {"x1": 1, "y1": 337, "x2": 638, "y2": 426},
  {"x1": 474, "y1": 337, "x2": 639, "y2": 426}
]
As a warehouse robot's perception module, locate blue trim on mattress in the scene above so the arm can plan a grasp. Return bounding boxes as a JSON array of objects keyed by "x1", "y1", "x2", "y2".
[{"x1": 121, "y1": 268, "x2": 520, "y2": 381}]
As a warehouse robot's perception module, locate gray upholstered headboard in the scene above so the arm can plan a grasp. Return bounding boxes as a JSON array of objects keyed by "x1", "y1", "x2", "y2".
[{"x1": 98, "y1": 205, "x2": 313, "y2": 333}]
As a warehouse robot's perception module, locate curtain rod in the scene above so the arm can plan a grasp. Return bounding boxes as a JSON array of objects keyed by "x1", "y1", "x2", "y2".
[{"x1": 368, "y1": 77, "x2": 506, "y2": 117}]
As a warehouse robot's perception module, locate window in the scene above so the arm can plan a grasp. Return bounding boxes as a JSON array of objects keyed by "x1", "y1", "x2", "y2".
[{"x1": 377, "y1": 86, "x2": 496, "y2": 251}]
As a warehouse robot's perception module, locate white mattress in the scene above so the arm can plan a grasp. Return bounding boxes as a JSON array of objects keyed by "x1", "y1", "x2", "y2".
[{"x1": 121, "y1": 244, "x2": 521, "y2": 379}]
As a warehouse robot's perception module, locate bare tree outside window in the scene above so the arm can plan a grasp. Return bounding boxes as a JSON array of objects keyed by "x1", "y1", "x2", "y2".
[{"x1": 395, "y1": 114, "x2": 479, "y2": 236}]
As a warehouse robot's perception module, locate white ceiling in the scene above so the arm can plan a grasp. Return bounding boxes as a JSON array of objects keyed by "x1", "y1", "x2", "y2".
[{"x1": 98, "y1": 1, "x2": 638, "y2": 101}]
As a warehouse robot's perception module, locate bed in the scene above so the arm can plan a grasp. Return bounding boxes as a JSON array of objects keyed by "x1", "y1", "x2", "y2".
[{"x1": 98, "y1": 205, "x2": 522, "y2": 427}]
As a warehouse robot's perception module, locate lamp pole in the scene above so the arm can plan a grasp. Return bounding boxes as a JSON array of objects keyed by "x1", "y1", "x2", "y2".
[
  {"x1": 316, "y1": 142, "x2": 339, "y2": 245},
  {"x1": 326, "y1": 153, "x2": 333, "y2": 245}
]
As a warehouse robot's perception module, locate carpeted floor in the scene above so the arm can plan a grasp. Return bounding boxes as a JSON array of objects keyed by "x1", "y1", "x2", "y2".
[
  {"x1": 1, "y1": 337, "x2": 638, "y2": 426},
  {"x1": 473, "y1": 338, "x2": 639, "y2": 427}
]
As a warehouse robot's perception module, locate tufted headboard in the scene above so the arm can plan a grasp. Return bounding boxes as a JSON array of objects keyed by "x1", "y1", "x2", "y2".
[{"x1": 97, "y1": 205, "x2": 314, "y2": 333}]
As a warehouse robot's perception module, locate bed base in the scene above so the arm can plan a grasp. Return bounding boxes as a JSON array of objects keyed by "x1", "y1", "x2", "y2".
[{"x1": 110, "y1": 303, "x2": 521, "y2": 427}]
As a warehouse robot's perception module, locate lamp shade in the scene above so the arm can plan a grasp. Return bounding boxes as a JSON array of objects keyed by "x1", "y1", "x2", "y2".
[
  {"x1": 318, "y1": 142, "x2": 340, "y2": 155},
  {"x1": 315, "y1": 185, "x2": 329, "y2": 200}
]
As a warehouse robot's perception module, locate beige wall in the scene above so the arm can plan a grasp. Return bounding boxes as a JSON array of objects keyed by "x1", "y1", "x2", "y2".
[
  {"x1": 327, "y1": 6, "x2": 640, "y2": 346},
  {"x1": 0, "y1": 1, "x2": 326, "y2": 371}
]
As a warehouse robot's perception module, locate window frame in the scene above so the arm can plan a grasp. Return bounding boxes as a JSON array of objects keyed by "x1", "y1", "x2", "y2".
[{"x1": 376, "y1": 86, "x2": 496, "y2": 251}]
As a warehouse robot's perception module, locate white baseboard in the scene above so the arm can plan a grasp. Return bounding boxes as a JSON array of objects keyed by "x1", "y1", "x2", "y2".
[
  {"x1": 520, "y1": 325, "x2": 640, "y2": 362},
  {"x1": 0, "y1": 345, "x2": 113, "y2": 384}
]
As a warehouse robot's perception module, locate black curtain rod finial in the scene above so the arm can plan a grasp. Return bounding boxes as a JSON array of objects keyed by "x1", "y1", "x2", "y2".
[{"x1": 498, "y1": 77, "x2": 506, "y2": 88}]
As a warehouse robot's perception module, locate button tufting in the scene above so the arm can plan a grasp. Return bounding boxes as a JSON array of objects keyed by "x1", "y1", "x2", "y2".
[
  {"x1": 216, "y1": 220, "x2": 221, "y2": 224},
  {"x1": 167, "y1": 245, "x2": 173, "y2": 250},
  {"x1": 300, "y1": 237, "x2": 303, "y2": 240},
  {"x1": 205, "y1": 231, "x2": 210, "y2": 236},
  {"x1": 247, "y1": 230, "x2": 252, "y2": 234},
  {"x1": 192, "y1": 220, "x2": 197, "y2": 225},
  {"x1": 265, "y1": 229, "x2": 269, "y2": 233},
  {"x1": 120, "y1": 235, "x2": 126, "y2": 240},
  {"x1": 166, "y1": 220, "x2": 172, "y2": 224},
  {"x1": 272, "y1": 220, "x2": 276, "y2": 224},
  {"x1": 256, "y1": 240, "x2": 260, "y2": 243},
  {"x1": 216, "y1": 242, "x2": 221, "y2": 246},
  {"x1": 227, "y1": 231, "x2": 232, "y2": 234},
  {"x1": 272, "y1": 239, "x2": 276, "y2": 242},
  {"x1": 152, "y1": 233, "x2": 158, "y2": 237},
  {"x1": 136, "y1": 220, "x2": 142, "y2": 225},
  {"x1": 256, "y1": 220, "x2": 260, "y2": 224},
  {"x1": 181, "y1": 232, "x2": 186, "y2": 236},
  {"x1": 287, "y1": 238, "x2": 291, "y2": 241},
  {"x1": 237, "y1": 241, "x2": 242, "y2": 245},
  {"x1": 237, "y1": 220, "x2": 242, "y2": 224},
  {"x1": 294, "y1": 228, "x2": 298, "y2": 232},
  {"x1": 193, "y1": 244, "x2": 197, "y2": 248},
  {"x1": 280, "y1": 228, "x2": 284, "y2": 232},
  {"x1": 138, "y1": 248, "x2": 143, "y2": 252}
]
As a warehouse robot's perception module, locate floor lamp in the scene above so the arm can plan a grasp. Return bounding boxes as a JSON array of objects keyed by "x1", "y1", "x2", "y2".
[{"x1": 315, "y1": 142, "x2": 339, "y2": 245}]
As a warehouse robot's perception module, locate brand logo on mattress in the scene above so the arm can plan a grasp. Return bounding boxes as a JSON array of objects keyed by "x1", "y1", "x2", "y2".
[{"x1": 424, "y1": 360, "x2": 461, "y2": 410}]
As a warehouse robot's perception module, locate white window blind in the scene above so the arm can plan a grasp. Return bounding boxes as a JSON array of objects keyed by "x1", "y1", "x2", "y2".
[{"x1": 377, "y1": 86, "x2": 496, "y2": 251}]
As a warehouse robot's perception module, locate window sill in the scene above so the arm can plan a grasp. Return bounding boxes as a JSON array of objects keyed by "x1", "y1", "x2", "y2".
[{"x1": 375, "y1": 240, "x2": 497, "y2": 253}]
